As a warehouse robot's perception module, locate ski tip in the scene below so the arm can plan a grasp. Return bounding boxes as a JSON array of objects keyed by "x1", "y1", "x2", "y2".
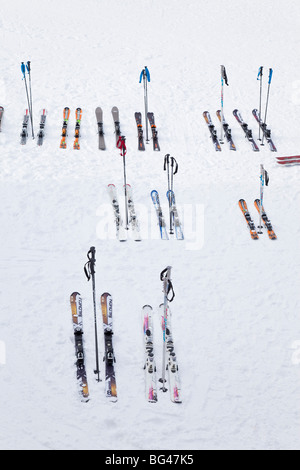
[
  {"x1": 143, "y1": 304, "x2": 153, "y2": 310},
  {"x1": 108, "y1": 183, "x2": 116, "y2": 188}
]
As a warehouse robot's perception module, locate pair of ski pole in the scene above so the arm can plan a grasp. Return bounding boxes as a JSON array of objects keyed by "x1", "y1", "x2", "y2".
[
  {"x1": 257, "y1": 67, "x2": 273, "y2": 145},
  {"x1": 21, "y1": 61, "x2": 34, "y2": 139}
]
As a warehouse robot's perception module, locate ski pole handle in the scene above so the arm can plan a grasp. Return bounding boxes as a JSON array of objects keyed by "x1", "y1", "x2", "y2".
[
  {"x1": 257, "y1": 66, "x2": 263, "y2": 79},
  {"x1": 21, "y1": 62, "x2": 26, "y2": 78},
  {"x1": 26, "y1": 61, "x2": 31, "y2": 73},
  {"x1": 139, "y1": 66, "x2": 150, "y2": 83},
  {"x1": 268, "y1": 68, "x2": 273, "y2": 84}
]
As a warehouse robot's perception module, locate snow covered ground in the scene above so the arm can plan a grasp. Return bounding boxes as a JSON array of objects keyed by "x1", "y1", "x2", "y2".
[{"x1": 0, "y1": 0, "x2": 300, "y2": 450}]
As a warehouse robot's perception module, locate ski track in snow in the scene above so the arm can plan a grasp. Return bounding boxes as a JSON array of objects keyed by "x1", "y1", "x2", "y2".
[{"x1": 0, "y1": 0, "x2": 300, "y2": 451}]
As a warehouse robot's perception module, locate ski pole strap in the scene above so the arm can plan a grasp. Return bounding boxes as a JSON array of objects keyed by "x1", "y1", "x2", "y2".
[
  {"x1": 117, "y1": 136, "x2": 127, "y2": 156},
  {"x1": 84, "y1": 247, "x2": 96, "y2": 281},
  {"x1": 160, "y1": 267, "x2": 175, "y2": 302},
  {"x1": 257, "y1": 66, "x2": 263, "y2": 79},
  {"x1": 171, "y1": 157, "x2": 178, "y2": 175},
  {"x1": 164, "y1": 154, "x2": 170, "y2": 170},
  {"x1": 26, "y1": 61, "x2": 31, "y2": 73}
]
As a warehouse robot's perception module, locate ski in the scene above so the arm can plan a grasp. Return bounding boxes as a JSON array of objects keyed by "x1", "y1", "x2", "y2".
[
  {"x1": 159, "y1": 304, "x2": 182, "y2": 404},
  {"x1": 0, "y1": 106, "x2": 4, "y2": 132},
  {"x1": 143, "y1": 305, "x2": 158, "y2": 403},
  {"x1": 233, "y1": 109, "x2": 259, "y2": 151},
  {"x1": 73, "y1": 108, "x2": 82, "y2": 150},
  {"x1": 107, "y1": 184, "x2": 127, "y2": 242},
  {"x1": 100, "y1": 293, "x2": 117, "y2": 402},
  {"x1": 216, "y1": 110, "x2": 236, "y2": 150},
  {"x1": 135, "y1": 112, "x2": 145, "y2": 151},
  {"x1": 166, "y1": 190, "x2": 184, "y2": 240},
  {"x1": 203, "y1": 111, "x2": 221, "y2": 151},
  {"x1": 252, "y1": 109, "x2": 277, "y2": 152},
  {"x1": 20, "y1": 109, "x2": 30, "y2": 145},
  {"x1": 151, "y1": 190, "x2": 169, "y2": 240},
  {"x1": 276, "y1": 156, "x2": 300, "y2": 165},
  {"x1": 95, "y1": 107, "x2": 105, "y2": 150},
  {"x1": 111, "y1": 106, "x2": 121, "y2": 147},
  {"x1": 238, "y1": 199, "x2": 259, "y2": 240},
  {"x1": 70, "y1": 292, "x2": 89, "y2": 402},
  {"x1": 147, "y1": 112, "x2": 160, "y2": 151},
  {"x1": 125, "y1": 184, "x2": 142, "y2": 241},
  {"x1": 254, "y1": 199, "x2": 277, "y2": 240},
  {"x1": 277, "y1": 155, "x2": 300, "y2": 161},
  {"x1": 60, "y1": 107, "x2": 70, "y2": 149},
  {"x1": 37, "y1": 109, "x2": 47, "y2": 146}
]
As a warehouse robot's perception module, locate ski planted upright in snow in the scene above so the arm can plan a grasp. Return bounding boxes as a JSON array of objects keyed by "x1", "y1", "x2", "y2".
[
  {"x1": 95, "y1": 107, "x2": 105, "y2": 150},
  {"x1": 107, "y1": 184, "x2": 127, "y2": 242},
  {"x1": 100, "y1": 293, "x2": 117, "y2": 402},
  {"x1": 166, "y1": 190, "x2": 184, "y2": 240},
  {"x1": 151, "y1": 190, "x2": 169, "y2": 240},
  {"x1": 159, "y1": 304, "x2": 182, "y2": 404},
  {"x1": 70, "y1": 292, "x2": 89, "y2": 402},
  {"x1": 239, "y1": 199, "x2": 259, "y2": 240},
  {"x1": 20, "y1": 109, "x2": 30, "y2": 145},
  {"x1": 254, "y1": 199, "x2": 277, "y2": 239},
  {"x1": 37, "y1": 109, "x2": 47, "y2": 146},
  {"x1": 216, "y1": 110, "x2": 236, "y2": 150},
  {"x1": 252, "y1": 109, "x2": 277, "y2": 152},
  {"x1": 126, "y1": 184, "x2": 142, "y2": 241},
  {"x1": 111, "y1": 106, "x2": 121, "y2": 147},
  {"x1": 143, "y1": 305, "x2": 158, "y2": 403},
  {"x1": 60, "y1": 107, "x2": 70, "y2": 149},
  {"x1": 147, "y1": 112, "x2": 160, "y2": 151},
  {"x1": 203, "y1": 111, "x2": 221, "y2": 151},
  {"x1": 73, "y1": 108, "x2": 82, "y2": 150},
  {"x1": 0, "y1": 106, "x2": 4, "y2": 132},
  {"x1": 233, "y1": 109, "x2": 259, "y2": 151},
  {"x1": 135, "y1": 112, "x2": 145, "y2": 151}
]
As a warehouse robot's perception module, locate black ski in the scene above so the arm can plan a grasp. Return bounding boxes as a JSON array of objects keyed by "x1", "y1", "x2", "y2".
[
  {"x1": 203, "y1": 111, "x2": 221, "y2": 151},
  {"x1": 252, "y1": 109, "x2": 277, "y2": 152},
  {"x1": 100, "y1": 293, "x2": 117, "y2": 402},
  {"x1": 20, "y1": 109, "x2": 30, "y2": 145},
  {"x1": 216, "y1": 110, "x2": 236, "y2": 150},
  {"x1": 37, "y1": 109, "x2": 47, "y2": 146},
  {"x1": 147, "y1": 112, "x2": 160, "y2": 151},
  {"x1": 233, "y1": 109, "x2": 259, "y2": 151},
  {"x1": 111, "y1": 106, "x2": 121, "y2": 147},
  {"x1": 135, "y1": 112, "x2": 145, "y2": 150},
  {"x1": 95, "y1": 107, "x2": 105, "y2": 150},
  {"x1": 70, "y1": 292, "x2": 89, "y2": 402}
]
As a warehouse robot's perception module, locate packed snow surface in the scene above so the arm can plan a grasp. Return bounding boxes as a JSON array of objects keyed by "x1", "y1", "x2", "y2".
[{"x1": 0, "y1": 0, "x2": 299, "y2": 450}]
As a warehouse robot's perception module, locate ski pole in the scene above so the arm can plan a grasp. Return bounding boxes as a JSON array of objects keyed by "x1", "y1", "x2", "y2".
[
  {"x1": 159, "y1": 266, "x2": 175, "y2": 392},
  {"x1": 164, "y1": 154, "x2": 178, "y2": 235},
  {"x1": 257, "y1": 66, "x2": 263, "y2": 140},
  {"x1": 261, "y1": 68, "x2": 273, "y2": 146},
  {"x1": 258, "y1": 164, "x2": 269, "y2": 233},
  {"x1": 117, "y1": 136, "x2": 129, "y2": 229},
  {"x1": 84, "y1": 246, "x2": 101, "y2": 382},
  {"x1": 139, "y1": 66, "x2": 150, "y2": 143},
  {"x1": 26, "y1": 61, "x2": 34, "y2": 139},
  {"x1": 220, "y1": 65, "x2": 229, "y2": 143},
  {"x1": 21, "y1": 62, "x2": 34, "y2": 139}
]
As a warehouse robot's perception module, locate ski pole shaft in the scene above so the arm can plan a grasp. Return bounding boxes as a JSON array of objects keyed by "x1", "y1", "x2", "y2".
[
  {"x1": 257, "y1": 66, "x2": 263, "y2": 140},
  {"x1": 26, "y1": 61, "x2": 34, "y2": 139},
  {"x1": 261, "y1": 68, "x2": 273, "y2": 146},
  {"x1": 140, "y1": 66, "x2": 150, "y2": 142}
]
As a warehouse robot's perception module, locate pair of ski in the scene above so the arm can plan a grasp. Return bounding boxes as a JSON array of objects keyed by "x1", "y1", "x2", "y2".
[
  {"x1": 239, "y1": 199, "x2": 277, "y2": 240},
  {"x1": 108, "y1": 183, "x2": 141, "y2": 242},
  {"x1": 60, "y1": 107, "x2": 82, "y2": 149},
  {"x1": 134, "y1": 111, "x2": 160, "y2": 151},
  {"x1": 276, "y1": 156, "x2": 300, "y2": 166},
  {"x1": 234, "y1": 109, "x2": 276, "y2": 152},
  {"x1": 203, "y1": 110, "x2": 236, "y2": 151},
  {"x1": 151, "y1": 190, "x2": 184, "y2": 240},
  {"x1": 143, "y1": 304, "x2": 181, "y2": 404},
  {"x1": 20, "y1": 108, "x2": 47, "y2": 146},
  {"x1": 70, "y1": 292, "x2": 117, "y2": 403}
]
